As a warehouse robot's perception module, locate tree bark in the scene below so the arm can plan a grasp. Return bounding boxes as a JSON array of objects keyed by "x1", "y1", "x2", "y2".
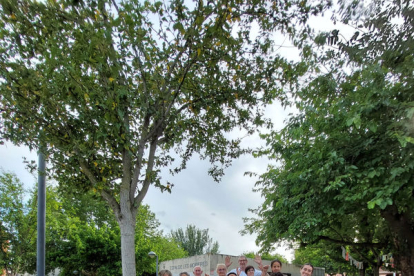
[
  {"x1": 381, "y1": 205, "x2": 414, "y2": 276},
  {"x1": 119, "y1": 211, "x2": 137, "y2": 276}
]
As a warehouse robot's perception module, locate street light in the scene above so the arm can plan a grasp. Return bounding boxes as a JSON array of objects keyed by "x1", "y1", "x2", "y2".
[{"x1": 148, "y1": 251, "x2": 158, "y2": 276}]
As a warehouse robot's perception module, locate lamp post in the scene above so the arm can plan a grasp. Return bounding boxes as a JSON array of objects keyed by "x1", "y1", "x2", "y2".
[{"x1": 148, "y1": 251, "x2": 158, "y2": 276}]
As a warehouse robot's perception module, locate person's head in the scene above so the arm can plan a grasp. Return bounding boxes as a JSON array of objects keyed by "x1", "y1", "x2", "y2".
[
  {"x1": 227, "y1": 272, "x2": 237, "y2": 276},
  {"x1": 193, "y1": 266, "x2": 203, "y2": 276},
  {"x1": 245, "y1": 265, "x2": 255, "y2": 276},
  {"x1": 300, "y1": 263, "x2": 314, "y2": 276},
  {"x1": 160, "y1": 270, "x2": 172, "y2": 276},
  {"x1": 238, "y1": 255, "x2": 248, "y2": 270},
  {"x1": 216, "y1": 263, "x2": 227, "y2": 276},
  {"x1": 335, "y1": 274, "x2": 343, "y2": 276},
  {"x1": 270, "y1": 260, "x2": 282, "y2": 273},
  {"x1": 180, "y1": 273, "x2": 190, "y2": 276}
]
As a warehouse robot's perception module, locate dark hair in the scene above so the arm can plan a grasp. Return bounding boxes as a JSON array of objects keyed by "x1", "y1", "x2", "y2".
[
  {"x1": 300, "y1": 264, "x2": 314, "y2": 274},
  {"x1": 245, "y1": 265, "x2": 255, "y2": 274},
  {"x1": 270, "y1": 273, "x2": 284, "y2": 276},
  {"x1": 180, "y1": 273, "x2": 190, "y2": 276},
  {"x1": 270, "y1": 260, "x2": 282, "y2": 269},
  {"x1": 227, "y1": 273, "x2": 237, "y2": 276}
]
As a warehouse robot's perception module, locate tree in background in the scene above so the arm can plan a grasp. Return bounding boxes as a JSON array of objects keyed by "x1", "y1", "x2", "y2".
[
  {"x1": 292, "y1": 243, "x2": 358, "y2": 276},
  {"x1": 0, "y1": 0, "x2": 324, "y2": 274},
  {"x1": 170, "y1": 224, "x2": 219, "y2": 256},
  {"x1": 243, "y1": 0, "x2": 414, "y2": 275},
  {"x1": 243, "y1": 251, "x2": 288, "y2": 264},
  {"x1": 0, "y1": 170, "x2": 185, "y2": 276},
  {"x1": 0, "y1": 170, "x2": 35, "y2": 276}
]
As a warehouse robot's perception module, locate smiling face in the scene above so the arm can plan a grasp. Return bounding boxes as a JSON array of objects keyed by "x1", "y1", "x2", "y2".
[
  {"x1": 216, "y1": 264, "x2": 227, "y2": 276},
  {"x1": 246, "y1": 267, "x2": 255, "y2": 276},
  {"x1": 300, "y1": 265, "x2": 313, "y2": 276},
  {"x1": 193, "y1": 266, "x2": 203, "y2": 276},
  {"x1": 271, "y1": 261, "x2": 282, "y2": 273},
  {"x1": 238, "y1": 256, "x2": 248, "y2": 270}
]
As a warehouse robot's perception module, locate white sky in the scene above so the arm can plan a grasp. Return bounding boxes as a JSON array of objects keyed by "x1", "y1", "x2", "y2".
[
  {"x1": 0, "y1": 101, "x2": 296, "y2": 262},
  {"x1": 0, "y1": 2, "x2": 360, "y2": 264}
]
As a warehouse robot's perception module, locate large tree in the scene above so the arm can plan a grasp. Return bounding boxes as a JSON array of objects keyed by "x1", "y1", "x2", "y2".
[
  {"x1": 170, "y1": 224, "x2": 219, "y2": 256},
  {"x1": 0, "y1": 0, "x2": 327, "y2": 275},
  {"x1": 243, "y1": 0, "x2": 414, "y2": 275}
]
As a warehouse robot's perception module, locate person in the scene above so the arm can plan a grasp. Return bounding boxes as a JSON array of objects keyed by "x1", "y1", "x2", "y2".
[
  {"x1": 180, "y1": 273, "x2": 190, "y2": 276},
  {"x1": 225, "y1": 255, "x2": 264, "y2": 276},
  {"x1": 193, "y1": 266, "x2": 204, "y2": 276},
  {"x1": 300, "y1": 263, "x2": 314, "y2": 276},
  {"x1": 227, "y1": 272, "x2": 237, "y2": 276},
  {"x1": 160, "y1": 270, "x2": 173, "y2": 276},
  {"x1": 254, "y1": 256, "x2": 282, "y2": 275},
  {"x1": 217, "y1": 263, "x2": 228, "y2": 276},
  {"x1": 270, "y1": 260, "x2": 282, "y2": 273},
  {"x1": 245, "y1": 265, "x2": 256, "y2": 276}
]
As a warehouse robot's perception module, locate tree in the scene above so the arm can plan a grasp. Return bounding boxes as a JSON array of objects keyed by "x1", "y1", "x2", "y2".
[
  {"x1": 170, "y1": 224, "x2": 219, "y2": 256},
  {"x1": 0, "y1": 0, "x2": 325, "y2": 275},
  {"x1": 292, "y1": 243, "x2": 358, "y2": 276},
  {"x1": 243, "y1": 251, "x2": 288, "y2": 264},
  {"x1": 0, "y1": 170, "x2": 35, "y2": 276},
  {"x1": 243, "y1": 0, "x2": 414, "y2": 275}
]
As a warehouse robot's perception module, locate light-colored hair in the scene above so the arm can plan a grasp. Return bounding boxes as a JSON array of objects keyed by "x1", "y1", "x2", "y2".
[
  {"x1": 160, "y1": 270, "x2": 173, "y2": 276},
  {"x1": 193, "y1": 266, "x2": 202, "y2": 273},
  {"x1": 216, "y1": 263, "x2": 227, "y2": 272}
]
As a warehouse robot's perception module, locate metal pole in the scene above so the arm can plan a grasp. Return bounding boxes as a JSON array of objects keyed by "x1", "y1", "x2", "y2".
[
  {"x1": 156, "y1": 255, "x2": 159, "y2": 276},
  {"x1": 37, "y1": 148, "x2": 46, "y2": 276}
]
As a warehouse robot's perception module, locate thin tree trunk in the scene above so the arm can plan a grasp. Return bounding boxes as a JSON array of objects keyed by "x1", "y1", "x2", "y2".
[{"x1": 119, "y1": 213, "x2": 136, "y2": 276}]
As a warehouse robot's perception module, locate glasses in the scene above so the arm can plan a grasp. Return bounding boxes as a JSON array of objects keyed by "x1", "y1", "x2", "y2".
[
  {"x1": 247, "y1": 269, "x2": 255, "y2": 272},
  {"x1": 218, "y1": 269, "x2": 226, "y2": 271},
  {"x1": 239, "y1": 259, "x2": 247, "y2": 262},
  {"x1": 302, "y1": 268, "x2": 313, "y2": 273}
]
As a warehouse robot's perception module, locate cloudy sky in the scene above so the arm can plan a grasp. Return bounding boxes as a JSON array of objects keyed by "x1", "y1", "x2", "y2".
[
  {"x1": 0, "y1": 100, "x2": 296, "y2": 262},
  {"x1": 0, "y1": 7, "x2": 354, "y2": 263}
]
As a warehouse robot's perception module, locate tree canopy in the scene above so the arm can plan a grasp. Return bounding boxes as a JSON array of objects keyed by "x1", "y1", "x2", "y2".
[
  {"x1": 0, "y1": 170, "x2": 186, "y2": 276},
  {"x1": 0, "y1": 0, "x2": 329, "y2": 274},
  {"x1": 170, "y1": 224, "x2": 219, "y2": 256},
  {"x1": 243, "y1": 0, "x2": 414, "y2": 275}
]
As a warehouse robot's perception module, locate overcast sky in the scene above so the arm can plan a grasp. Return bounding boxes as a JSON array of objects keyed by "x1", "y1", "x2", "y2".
[
  {"x1": 0, "y1": 100, "x2": 296, "y2": 262},
  {"x1": 0, "y1": 6, "x2": 356, "y2": 264}
]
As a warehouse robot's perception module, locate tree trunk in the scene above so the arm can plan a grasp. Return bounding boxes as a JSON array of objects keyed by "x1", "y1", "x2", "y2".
[
  {"x1": 371, "y1": 265, "x2": 379, "y2": 276},
  {"x1": 358, "y1": 263, "x2": 366, "y2": 276},
  {"x1": 381, "y1": 205, "x2": 414, "y2": 276},
  {"x1": 119, "y1": 213, "x2": 137, "y2": 276},
  {"x1": 118, "y1": 185, "x2": 137, "y2": 276}
]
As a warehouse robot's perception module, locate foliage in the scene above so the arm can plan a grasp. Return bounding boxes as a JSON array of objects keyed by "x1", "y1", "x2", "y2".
[
  {"x1": 292, "y1": 243, "x2": 358, "y2": 276},
  {"x1": 243, "y1": 0, "x2": 414, "y2": 275},
  {"x1": 0, "y1": 170, "x2": 35, "y2": 275},
  {"x1": 170, "y1": 224, "x2": 219, "y2": 256},
  {"x1": 0, "y1": 0, "x2": 328, "y2": 274},
  {"x1": 243, "y1": 251, "x2": 288, "y2": 264},
  {"x1": 0, "y1": 170, "x2": 185, "y2": 276}
]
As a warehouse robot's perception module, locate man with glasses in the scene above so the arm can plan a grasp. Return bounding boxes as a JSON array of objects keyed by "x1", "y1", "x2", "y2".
[{"x1": 225, "y1": 255, "x2": 263, "y2": 276}]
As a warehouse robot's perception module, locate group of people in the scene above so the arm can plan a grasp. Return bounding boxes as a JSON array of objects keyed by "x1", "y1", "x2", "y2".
[{"x1": 159, "y1": 255, "x2": 314, "y2": 276}]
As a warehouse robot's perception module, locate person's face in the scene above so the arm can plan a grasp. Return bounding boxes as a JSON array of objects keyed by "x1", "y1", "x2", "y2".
[
  {"x1": 238, "y1": 257, "x2": 248, "y2": 269},
  {"x1": 271, "y1": 262, "x2": 281, "y2": 273},
  {"x1": 300, "y1": 265, "x2": 313, "y2": 276},
  {"x1": 217, "y1": 265, "x2": 227, "y2": 276},
  {"x1": 194, "y1": 267, "x2": 202, "y2": 276},
  {"x1": 246, "y1": 268, "x2": 255, "y2": 276}
]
